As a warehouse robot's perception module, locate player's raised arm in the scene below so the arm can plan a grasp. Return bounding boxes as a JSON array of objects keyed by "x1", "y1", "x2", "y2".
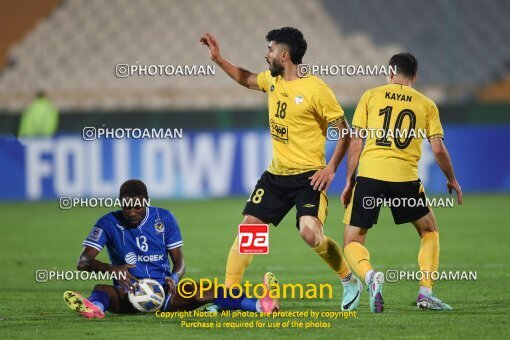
[
  {"x1": 77, "y1": 246, "x2": 137, "y2": 291},
  {"x1": 200, "y1": 32, "x2": 260, "y2": 90},
  {"x1": 429, "y1": 137, "x2": 463, "y2": 204}
]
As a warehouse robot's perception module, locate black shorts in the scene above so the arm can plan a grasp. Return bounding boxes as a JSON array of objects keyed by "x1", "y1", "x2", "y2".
[
  {"x1": 343, "y1": 176, "x2": 430, "y2": 229},
  {"x1": 243, "y1": 170, "x2": 328, "y2": 228}
]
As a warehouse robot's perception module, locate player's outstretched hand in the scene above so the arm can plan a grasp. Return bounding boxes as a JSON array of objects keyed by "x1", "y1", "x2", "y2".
[
  {"x1": 165, "y1": 277, "x2": 177, "y2": 296},
  {"x1": 309, "y1": 165, "x2": 335, "y2": 191},
  {"x1": 341, "y1": 182, "x2": 354, "y2": 208},
  {"x1": 199, "y1": 32, "x2": 221, "y2": 63},
  {"x1": 110, "y1": 264, "x2": 137, "y2": 292},
  {"x1": 447, "y1": 179, "x2": 463, "y2": 205}
]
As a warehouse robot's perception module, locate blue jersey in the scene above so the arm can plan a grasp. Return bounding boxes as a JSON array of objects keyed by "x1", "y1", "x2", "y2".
[{"x1": 82, "y1": 206, "x2": 183, "y2": 286}]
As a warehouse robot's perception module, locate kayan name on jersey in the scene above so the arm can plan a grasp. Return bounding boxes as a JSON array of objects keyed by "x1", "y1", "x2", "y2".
[
  {"x1": 385, "y1": 91, "x2": 412, "y2": 102},
  {"x1": 353, "y1": 83, "x2": 443, "y2": 182}
]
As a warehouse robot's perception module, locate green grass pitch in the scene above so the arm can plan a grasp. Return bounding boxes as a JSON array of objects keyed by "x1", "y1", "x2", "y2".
[{"x1": 1, "y1": 195, "x2": 509, "y2": 339}]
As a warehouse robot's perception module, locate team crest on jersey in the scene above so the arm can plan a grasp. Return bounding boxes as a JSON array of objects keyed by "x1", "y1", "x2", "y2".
[
  {"x1": 270, "y1": 85, "x2": 274, "y2": 92},
  {"x1": 154, "y1": 221, "x2": 165, "y2": 233},
  {"x1": 295, "y1": 95, "x2": 303, "y2": 104}
]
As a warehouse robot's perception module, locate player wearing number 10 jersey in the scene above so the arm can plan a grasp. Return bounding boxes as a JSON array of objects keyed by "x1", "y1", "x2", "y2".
[
  {"x1": 341, "y1": 53, "x2": 463, "y2": 313},
  {"x1": 201, "y1": 27, "x2": 363, "y2": 312}
]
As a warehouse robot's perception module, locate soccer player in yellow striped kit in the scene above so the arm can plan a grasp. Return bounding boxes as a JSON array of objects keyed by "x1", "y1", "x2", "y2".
[
  {"x1": 201, "y1": 27, "x2": 362, "y2": 311},
  {"x1": 341, "y1": 53, "x2": 463, "y2": 312}
]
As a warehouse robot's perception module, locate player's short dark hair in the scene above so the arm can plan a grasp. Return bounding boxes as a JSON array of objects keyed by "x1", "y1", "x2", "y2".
[
  {"x1": 119, "y1": 179, "x2": 148, "y2": 198},
  {"x1": 266, "y1": 27, "x2": 307, "y2": 65},
  {"x1": 389, "y1": 53, "x2": 418, "y2": 78}
]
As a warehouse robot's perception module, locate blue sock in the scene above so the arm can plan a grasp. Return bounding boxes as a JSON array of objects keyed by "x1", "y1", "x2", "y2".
[
  {"x1": 240, "y1": 297, "x2": 258, "y2": 312},
  {"x1": 88, "y1": 289, "x2": 110, "y2": 312},
  {"x1": 214, "y1": 287, "x2": 258, "y2": 312}
]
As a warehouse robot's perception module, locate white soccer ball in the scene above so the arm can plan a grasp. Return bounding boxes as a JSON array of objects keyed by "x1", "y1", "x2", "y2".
[{"x1": 128, "y1": 278, "x2": 166, "y2": 312}]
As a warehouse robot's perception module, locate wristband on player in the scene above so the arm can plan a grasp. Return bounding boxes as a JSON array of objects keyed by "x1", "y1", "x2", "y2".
[{"x1": 169, "y1": 273, "x2": 180, "y2": 284}]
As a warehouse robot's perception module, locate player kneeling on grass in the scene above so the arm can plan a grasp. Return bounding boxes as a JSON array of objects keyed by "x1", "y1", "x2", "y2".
[{"x1": 64, "y1": 179, "x2": 279, "y2": 318}]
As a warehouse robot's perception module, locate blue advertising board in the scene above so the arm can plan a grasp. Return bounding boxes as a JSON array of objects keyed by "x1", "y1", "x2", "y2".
[{"x1": 1, "y1": 125, "x2": 509, "y2": 200}]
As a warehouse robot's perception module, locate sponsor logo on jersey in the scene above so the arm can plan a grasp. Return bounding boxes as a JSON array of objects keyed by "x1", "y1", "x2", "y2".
[
  {"x1": 269, "y1": 119, "x2": 288, "y2": 142},
  {"x1": 124, "y1": 252, "x2": 164, "y2": 265},
  {"x1": 125, "y1": 252, "x2": 137, "y2": 265},
  {"x1": 295, "y1": 95, "x2": 303, "y2": 104}
]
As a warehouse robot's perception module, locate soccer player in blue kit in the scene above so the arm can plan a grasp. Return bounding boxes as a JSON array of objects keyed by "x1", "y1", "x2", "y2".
[{"x1": 64, "y1": 179, "x2": 278, "y2": 318}]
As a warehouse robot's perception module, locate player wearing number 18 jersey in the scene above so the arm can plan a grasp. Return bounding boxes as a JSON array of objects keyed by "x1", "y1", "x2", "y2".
[
  {"x1": 201, "y1": 27, "x2": 363, "y2": 312},
  {"x1": 341, "y1": 53, "x2": 463, "y2": 313}
]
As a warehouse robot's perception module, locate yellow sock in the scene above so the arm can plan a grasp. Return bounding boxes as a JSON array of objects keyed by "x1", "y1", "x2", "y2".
[
  {"x1": 344, "y1": 242, "x2": 373, "y2": 281},
  {"x1": 418, "y1": 231, "x2": 439, "y2": 288},
  {"x1": 225, "y1": 236, "x2": 253, "y2": 287},
  {"x1": 312, "y1": 237, "x2": 351, "y2": 279}
]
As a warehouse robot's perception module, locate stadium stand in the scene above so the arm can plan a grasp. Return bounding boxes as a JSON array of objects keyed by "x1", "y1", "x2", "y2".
[
  {"x1": 0, "y1": 0, "x2": 399, "y2": 111},
  {"x1": 321, "y1": 0, "x2": 510, "y2": 89},
  {"x1": 0, "y1": 0, "x2": 508, "y2": 111},
  {"x1": 0, "y1": 0, "x2": 60, "y2": 68}
]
